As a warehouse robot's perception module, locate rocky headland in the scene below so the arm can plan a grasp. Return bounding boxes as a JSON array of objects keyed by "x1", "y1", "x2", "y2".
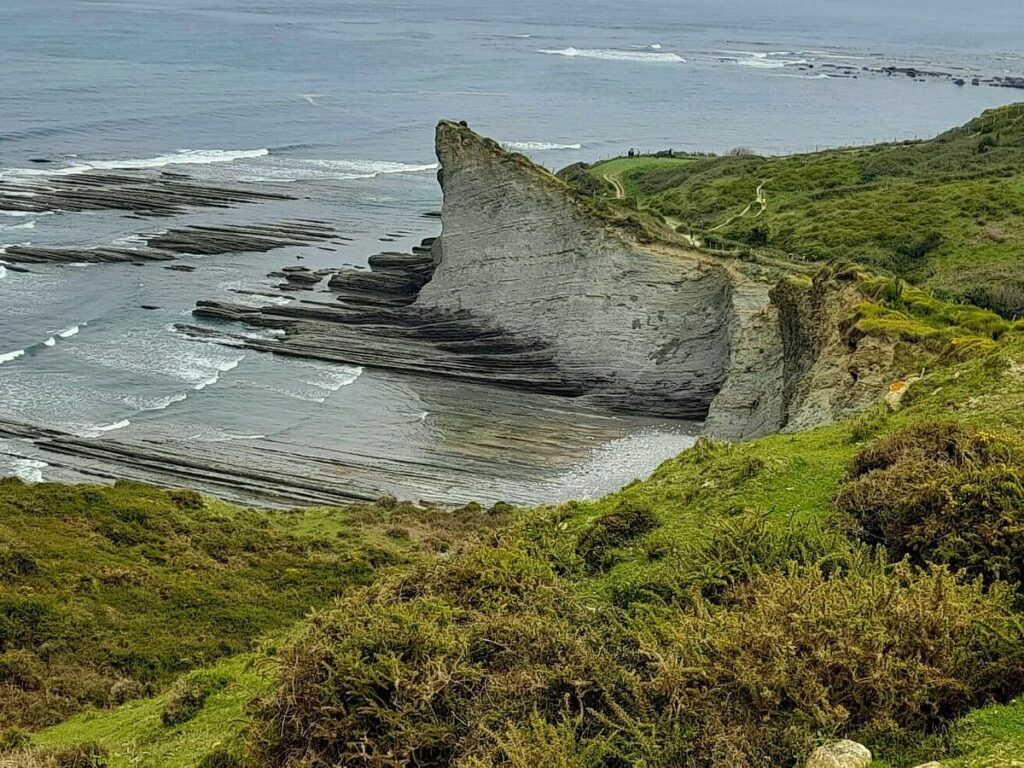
[{"x1": 189, "y1": 121, "x2": 898, "y2": 440}]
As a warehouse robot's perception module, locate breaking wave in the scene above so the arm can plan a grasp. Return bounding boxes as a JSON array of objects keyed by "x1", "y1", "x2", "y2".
[
  {"x1": 539, "y1": 47, "x2": 685, "y2": 63},
  {"x1": 0, "y1": 148, "x2": 270, "y2": 179},
  {"x1": 232, "y1": 157, "x2": 439, "y2": 183}
]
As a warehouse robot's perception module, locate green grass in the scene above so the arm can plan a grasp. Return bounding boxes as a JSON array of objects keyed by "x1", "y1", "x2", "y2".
[
  {"x1": 31, "y1": 652, "x2": 267, "y2": 768},
  {"x1": 21, "y1": 329, "x2": 1024, "y2": 766},
  {"x1": 572, "y1": 104, "x2": 1024, "y2": 313},
  {"x1": 944, "y1": 698, "x2": 1024, "y2": 767},
  {"x1": 0, "y1": 481, "x2": 504, "y2": 735}
]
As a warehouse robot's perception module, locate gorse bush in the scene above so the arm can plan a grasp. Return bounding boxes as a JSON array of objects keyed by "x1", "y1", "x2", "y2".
[
  {"x1": 250, "y1": 498, "x2": 1024, "y2": 767},
  {"x1": 649, "y1": 559, "x2": 1024, "y2": 766},
  {"x1": 0, "y1": 480, "x2": 438, "y2": 730},
  {"x1": 837, "y1": 421, "x2": 1024, "y2": 584},
  {"x1": 0, "y1": 743, "x2": 108, "y2": 768}
]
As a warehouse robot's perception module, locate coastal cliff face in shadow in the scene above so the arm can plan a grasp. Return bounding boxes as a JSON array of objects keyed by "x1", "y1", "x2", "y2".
[{"x1": 190, "y1": 121, "x2": 903, "y2": 440}]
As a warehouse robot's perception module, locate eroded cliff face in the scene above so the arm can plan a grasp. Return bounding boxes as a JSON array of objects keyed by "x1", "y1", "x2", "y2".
[
  {"x1": 189, "y1": 121, "x2": 895, "y2": 441},
  {"x1": 423, "y1": 122, "x2": 771, "y2": 425}
]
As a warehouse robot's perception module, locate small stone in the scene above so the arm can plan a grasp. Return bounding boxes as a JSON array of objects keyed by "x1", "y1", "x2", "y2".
[{"x1": 805, "y1": 740, "x2": 872, "y2": 768}]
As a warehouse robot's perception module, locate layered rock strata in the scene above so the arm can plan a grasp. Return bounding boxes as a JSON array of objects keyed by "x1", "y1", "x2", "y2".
[
  {"x1": 0, "y1": 220, "x2": 339, "y2": 265},
  {"x1": 0, "y1": 172, "x2": 290, "y2": 217},
  {"x1": 190, "y1": 122, "x2": 894, "y2": 439}
]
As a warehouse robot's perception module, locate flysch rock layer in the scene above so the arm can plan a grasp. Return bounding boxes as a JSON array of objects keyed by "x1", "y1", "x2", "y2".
[{"x1": 191, "y1": 122, "x2": 896, "y2": 440}]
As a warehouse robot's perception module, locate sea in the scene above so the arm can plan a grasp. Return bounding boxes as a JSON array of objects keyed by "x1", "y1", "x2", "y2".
[{"x1": 1, "y1": 0, "x2": 1021, "y2": 504}]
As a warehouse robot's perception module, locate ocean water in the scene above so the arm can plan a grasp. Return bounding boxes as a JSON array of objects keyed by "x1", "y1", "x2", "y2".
[{"x1": 1, "y1": 0, "x2": 1021, "y2": 503}]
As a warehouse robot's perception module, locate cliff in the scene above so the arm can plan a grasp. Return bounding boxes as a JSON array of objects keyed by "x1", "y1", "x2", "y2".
[{"x1": 190, "y1": 121, "x2": 898, "y2": 439}]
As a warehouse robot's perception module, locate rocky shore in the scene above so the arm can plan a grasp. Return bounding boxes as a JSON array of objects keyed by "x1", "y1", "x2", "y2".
[
  {"x1": 187, "y1": 122, "x2": 894, "y2": 440},
  {"x1": 0, "y1": 171, "x2": 290, "y2": 217}
]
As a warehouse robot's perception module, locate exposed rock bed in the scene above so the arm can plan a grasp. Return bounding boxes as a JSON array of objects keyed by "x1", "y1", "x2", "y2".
[
  {"x1": 147, "y1": 221, "x2": 336, "y2": 255},
  {"x1": 189, "y1": 122, "x2": 898, "y2": 440},
  {"x1": 0, "y1": 220, "x2": 340, "y2": 265},
  {"x1": 0, "y1": 171, "x2": 290, "y2": 217}
]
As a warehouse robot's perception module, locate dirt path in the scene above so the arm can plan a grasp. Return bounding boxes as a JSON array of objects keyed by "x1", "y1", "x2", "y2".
[
  {"x1": 707, "y1": 181, "x2": 767, "y2": 232},
  {"x1": 601, "y1": 168, "x2": 701, "y2": 247},
  {"x1": 602, "y1": 172, "x2": 626, "y2": 199}
]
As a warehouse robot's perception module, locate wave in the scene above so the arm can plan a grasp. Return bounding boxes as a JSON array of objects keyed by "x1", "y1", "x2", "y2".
[
  {"x1": 93, "y1": 419, "x2": 131, "y2": 433},
  {"x1": 42, "y1": 336, "x2": 56, "y2": 347},
  {"x1": 124, "y1": 391, "x2": 189, "y2": 412},
  {"x1": 0, "y1": 349, "x2": 25, "y2": 365},
  {"x1": 0, "y1": 220, "x2": 35, "y2": 231},
  {"x1": 1, "y1": 456, "x2": 47, "y2": 484},
  {"x1": 0, "y1": 210, "x2": 51, "y2": 218},
  {"x1": 192, "y1": 356, "x2": 244, "y2": 390},
  {"x1": 539, "y1": 47, "x2": 685, "y2": 63},
  {"x1": 719, "y1": 50, "x2": 808, "y2": 69},
  {"x1": 0, "y1": 148, "x2": 270, "y2": 179},
  {"x1": 57, "y1": 324, "x2": 81, "y2": 338},
  {"x1": 294, "y1": 360, "x2": 363, "y2": 392},
  {"x1": 0, "y1": 266, "x2": 5, "y2": 280},
  {"x1": 233, "y1": 157, "x2": 439, "y2": 183},
  {"x1": 502, "y1": 140, "x2": 583, "y2": 151}
]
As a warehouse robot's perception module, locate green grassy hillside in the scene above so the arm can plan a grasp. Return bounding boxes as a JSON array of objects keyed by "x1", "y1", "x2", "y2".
[
  {"x1": 0, "y1": 482, "x2": 503, "y2": 753},
  {"x1": 575, "y1": 104, "x2": 1024, "y2": 318},
  {"x1": 21, "y1": 293, "x2": 1023, "y2": 767},
  {"x1": 6, "y1": 108, "x2": 1024, "y2": 767}
]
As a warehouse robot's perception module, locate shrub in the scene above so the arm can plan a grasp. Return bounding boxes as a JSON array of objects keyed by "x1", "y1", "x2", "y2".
[
  {"x1": 0, "y1": 744, "x2": 109, "y2": 768},
  {"x1": 196, "y1": 750, "x2": 249, "y2": 768},
  {"x1": 575, "y1": 503, "x2": 658, "y2": 573},
  {"x1": 837, "y1": 422, "x2": 1024, "y2": 584},
  {"x1": 251, "y1": 535, "x2": 1024, "y2": 768},
  {"x1": 168, "y1": 489, "x2": 204, "y2": 510},
  {"x1": 249, "y1": 543, "x2": 623, "y2": 768},
  {"x1": 651, "y1": 559, "x2": 1024, "y2": 765},
  {"x1": 161, "y1": 670, "x2": 230, "y2": 727},
  {"x1": 0, "y1": 727, "x2": 30, "y2": 751}
]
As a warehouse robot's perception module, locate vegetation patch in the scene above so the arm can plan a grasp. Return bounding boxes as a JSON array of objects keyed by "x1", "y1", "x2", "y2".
[
  {"x1": 838, "y1": 422, "x2": 1024, "y2": 585},
  {"x1": 578, "y1": 104, "x2": 1024, "y2": 308},
  {"x1": 0, "y1": 481, "x2": 503, "y2": 732}
]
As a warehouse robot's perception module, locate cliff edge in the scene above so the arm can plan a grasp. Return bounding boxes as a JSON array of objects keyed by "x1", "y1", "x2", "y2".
[{"x1": 190, "y1": 121, "x2": 899, "y2": 440}]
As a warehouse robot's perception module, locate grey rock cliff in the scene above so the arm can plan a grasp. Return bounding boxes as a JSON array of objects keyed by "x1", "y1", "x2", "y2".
[
  {"x1": 189, "y1": 121, "x2": 897, "y2": 440},
  {"x1": 425, "y1": 121, "x2": 778, "y2": 426}
]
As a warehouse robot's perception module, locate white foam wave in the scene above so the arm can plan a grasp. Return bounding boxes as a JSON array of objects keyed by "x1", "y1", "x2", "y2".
[
  {"x1": 234, "y1": 157, "x2": 439, "y2": 183},
  {"x1": 295, "y1": 360, "x2": 363, "y2": 393},
  {"x1": 43, "y1": 336, "x2": 56, "y2": 347},
  {"x1": 93, "y1": 419, "x2": 131, "y2": 433},
  {"x1": 0, "y1": 349, "x2": 26, "y2": 365},
  {"x1": 0, "y1": 148, "x2": 270, "y2": 179},
  {"x1": 192, "y1": 356, "x2": 244, "y2": 390},
  {"x1": 3, "y1": 457, "x2": 47, "y2": 484},
  {"x1": 720, "y1": 50, "x2": 808, "y2": 69},
  {"x1": 0, "y1": 266, "x2": 6, "y2": 280},
  {"x1": 0, "y1": 210, "x2": 49, "y2": 217},
  {"x1": 539, "y1": 47, "x2": 685, "y2": 63},
  {"x1": 502, "y1": 140, "x2": 583, "y2": 151},
  {"x1": 0, "y1": 220, "x2": 36, "y2": 231},
  {"x1": 124, "y1": 391, "x2": 189, "y2": 412},
  {"x1": 57, "y1": 324, "x2": 81, "y2": 338}
]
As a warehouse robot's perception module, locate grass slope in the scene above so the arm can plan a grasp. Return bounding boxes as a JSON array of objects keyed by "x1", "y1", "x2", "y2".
[
  {"x1": 17, "y1": 331, "x2": 1024, "y2": 767},
  {"x1": 581, "y1": 104, "x2": 1024, "y2": 316},
  {"x1": 0, "y1": 481, "x2": 503, "y2": 738}
]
